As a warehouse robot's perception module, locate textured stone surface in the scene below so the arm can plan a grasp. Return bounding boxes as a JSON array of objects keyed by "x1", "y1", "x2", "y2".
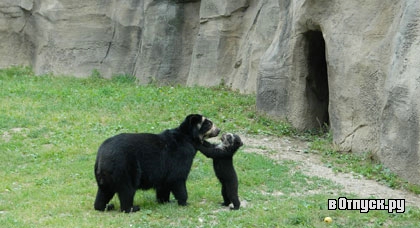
[
  {"x1": 135, "y1": 0, "x2": 200, "y2": 84},
  {"x1": 0, "y1": 0, "x2": 278, "y2": 91},
  {"x1": 257, "y1": 0, "x2": 420, "y2": 184},
  {"x1": 1, "y1": 0, "x2": 420, "y2": 184},
  {"x1": 379, "y1": 0, "x2": 420, "y2": 183},
  {"x1": 31, "y1": 0, "x2": 143, "y2": 77},
  {"x1": 0, "y1": 0, "x2": 34, "y2": 67}
]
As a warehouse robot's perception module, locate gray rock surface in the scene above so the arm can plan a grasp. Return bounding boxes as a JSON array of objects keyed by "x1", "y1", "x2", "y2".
[
  {"x1": 0, "y1": 0, "x2": 278, "y2": 91},
  {"x1": 257, "y1": 0, "x2": 420, "y2": 184},
  {"x1": 379, "y1": 0, "x2": 420, "y2": 184},
  {"x1": 0, "y1": 0, "x2": 34, "y2": 67},
  {"x1": 135, "y1": 0, "x2": 200, "y2": 85},
  {"x1": 1, "y1": 0, "x2": 420, "y2": 185}
]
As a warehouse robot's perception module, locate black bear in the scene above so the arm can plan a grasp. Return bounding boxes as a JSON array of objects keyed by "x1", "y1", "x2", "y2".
[
  {"x1": 94, "y1": 114, "x2": 220, "y2": 213},
  {"x1": 195, "y1": 133, "x2": 243, "y2": 210}
]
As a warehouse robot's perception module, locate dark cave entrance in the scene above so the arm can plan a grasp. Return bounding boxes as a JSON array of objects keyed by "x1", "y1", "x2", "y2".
[{"x1": 304, "y1": 30, "x2": 330, "y2": 130}]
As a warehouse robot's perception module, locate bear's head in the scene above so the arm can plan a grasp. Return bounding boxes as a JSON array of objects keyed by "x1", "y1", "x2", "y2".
[
  {"x1": 181, "y1": 114, "x2": 220, "y2": 143},
  {"x1": 220, "y1": 133, "x2": 243, "y2": 151}
]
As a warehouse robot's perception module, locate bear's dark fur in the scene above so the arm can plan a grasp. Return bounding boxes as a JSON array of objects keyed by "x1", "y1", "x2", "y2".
[
  {"x1": 94, "y1": 114, "x2": 220, "y2": 213},
  {"x1": 195, "y1": 133, "x2": 243, "y2": 210}
]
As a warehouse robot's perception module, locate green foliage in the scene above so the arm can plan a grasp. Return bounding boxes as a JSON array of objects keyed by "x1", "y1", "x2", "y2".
[{"x1": 1, "y1": 66, "x2": 420, "y2": 227}]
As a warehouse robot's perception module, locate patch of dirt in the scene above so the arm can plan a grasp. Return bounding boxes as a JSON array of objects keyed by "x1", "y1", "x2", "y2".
[
  {"x1": 241, "y1": 134, "x2": 420, "y2": 207},
  {"x1": 2, "y1": 128, "x2": 29, "y2": 142}
]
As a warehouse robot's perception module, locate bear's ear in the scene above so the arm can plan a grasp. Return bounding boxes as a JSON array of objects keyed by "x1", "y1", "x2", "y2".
[
  {"x1": 234, "y1": 134, "x2": 244, "y2": 147},
  {"x1": 183, "y1": 114, "x2": 204, "y2": 143},
  {"x1": 187, "y1": 114, "x2": 202, "y2": 126}
]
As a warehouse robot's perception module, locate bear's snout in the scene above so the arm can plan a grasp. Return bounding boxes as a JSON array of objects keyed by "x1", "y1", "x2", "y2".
[
  {"x1": 203, "y1": 125, "x2": 220, "y2": 139},
  {"x1": 211, "y1": 127, "x2": 221, "y2": 137}
]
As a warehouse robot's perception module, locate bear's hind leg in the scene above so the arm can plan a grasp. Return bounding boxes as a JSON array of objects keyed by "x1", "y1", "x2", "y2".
[
  {"x1": 226, "y1": 182, "x2": 240, "y2": 210},
  {"x1": 229, "y1": 195, "x2": 240, "y2": 210},
  {"x1": 220, "y1": 183, "x2": 231, "y2": 207},
  {"x1": 117, "y1": 186, "x2": 139, "y2": 213},
  {"x1": 94, "y1": 188, "x2": 115, "y2": 211}
]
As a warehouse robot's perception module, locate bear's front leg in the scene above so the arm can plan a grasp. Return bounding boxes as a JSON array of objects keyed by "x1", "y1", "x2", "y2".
[
  {"x1": 170, "y1": 181, "x2": 188, "y2": 206},
  {"x1": 195, "y1": 141, "x2": 234, "y2": 159},
  {"x1": 156, "y1": 186, "x2": 171, "y2": 204}
]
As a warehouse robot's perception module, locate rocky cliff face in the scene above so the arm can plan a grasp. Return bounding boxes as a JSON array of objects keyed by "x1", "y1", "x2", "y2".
[
  {"x1": 0, "y1": 0, "x2": 276, "y2": 92},
  {"x1": 257, "y1": 0, "x2": 420, "y2": 184},
  {"x1": 1, "y1": 0, "x2": 420, "y2": 185}
]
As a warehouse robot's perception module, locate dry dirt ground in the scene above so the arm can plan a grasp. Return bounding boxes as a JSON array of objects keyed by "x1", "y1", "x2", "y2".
[{"x1": 240, "y1": 134, "x2": 420, "y2": 207}]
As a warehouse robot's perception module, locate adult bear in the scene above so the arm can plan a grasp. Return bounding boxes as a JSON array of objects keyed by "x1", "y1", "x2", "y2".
[
  {"x1": 94, "y1": 114, "x2": 220, "y2": 213},
  {"x1": 194, "y1": 133, "x2": 243, "y2": 210}
]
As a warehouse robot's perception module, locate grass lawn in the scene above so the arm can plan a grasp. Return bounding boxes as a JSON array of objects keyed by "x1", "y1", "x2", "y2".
[{"x1": 1, "y1": 66, "x2": 420, "y2": 227}]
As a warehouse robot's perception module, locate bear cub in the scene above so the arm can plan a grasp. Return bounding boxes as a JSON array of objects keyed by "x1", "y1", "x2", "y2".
[{"x1": 195, "y1": 133, "x2": 243, "y2": 210}]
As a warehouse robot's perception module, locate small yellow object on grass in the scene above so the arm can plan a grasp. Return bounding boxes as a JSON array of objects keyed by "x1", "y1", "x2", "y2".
[{"x1": 324, "y1": 217, "x2": 332, "y2": 223}]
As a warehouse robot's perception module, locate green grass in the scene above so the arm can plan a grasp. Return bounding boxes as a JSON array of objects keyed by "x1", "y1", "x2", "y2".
[
  {"x1": 310, "y1": 133, "x2": 420, "y2": 195},
  {"x1": 1, "y1": 66, "x2": 420, "y2": 227}
]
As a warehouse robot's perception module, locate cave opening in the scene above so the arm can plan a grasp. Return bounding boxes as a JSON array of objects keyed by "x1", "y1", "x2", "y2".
[{"x1": 304, "y1": 30, "x2": 330, "y2": 130}]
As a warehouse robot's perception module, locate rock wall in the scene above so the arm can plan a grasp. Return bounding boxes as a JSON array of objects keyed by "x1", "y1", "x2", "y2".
[
  {"x1": 0, "y1": 0, "x2": 277, "y2": 92},
  {"x1": 257, "y1": 0, "x2": 420, "y2": 184},
  {"x1": 1, "y1": 0, "x2": 420, "y2": 184},
  {"x1": 0, "y1": 0, "x2": 34, "y2": 68},
  {"x1": 379, "y1": 0, "x2": 420, "y2": 184}
]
